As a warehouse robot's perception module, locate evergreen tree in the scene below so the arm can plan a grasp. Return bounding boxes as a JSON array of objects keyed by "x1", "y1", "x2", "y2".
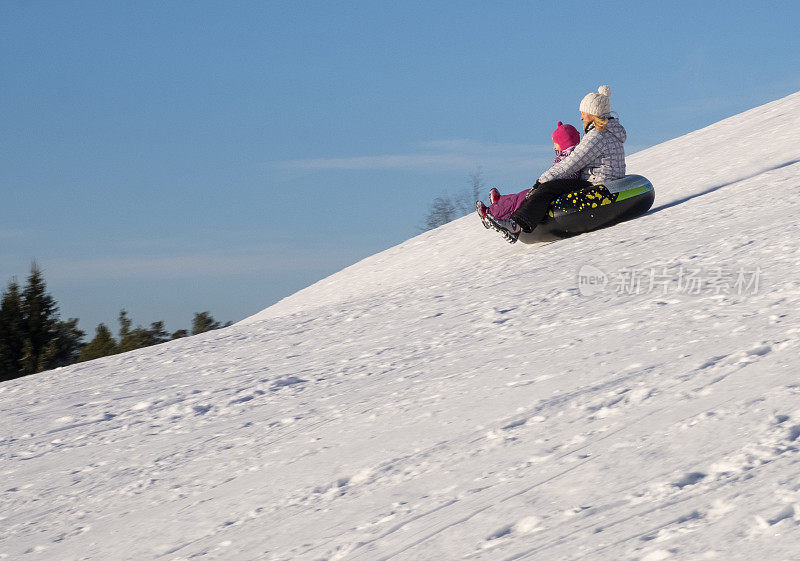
[
  {"x1": 117, "y1": 311, "x2": 171, "y2": 352},
  {"x1": 192, "y1": 311, "x2": 221, "y2": 335},
  {"x1": 118, "y1": 326, "x2": 147, "y2": 352},
  {"x1": 79, "y1": 323, "x2": 118, "y2": 362},
  {"x1": 146, "y1": 321, "x2": 170, "y2": 346},
  {"x1": 117, "y1": 309, "x2": 142, "y2": 353},
  {"x1": 118, "y1": 309, "x2": 132, "y2": 345},
  {"x1": 0, "y1": 279, "x2": 25, "y2": 381},
  {"x1": 20, "y1": 263, "x2": 60, "y2": 375},
  {"x1": 171, "y1": 329, "x2": 188, "y2": 340},
  {"x1": 40, "y1": 318, "x2": 85, "y2": 368}
]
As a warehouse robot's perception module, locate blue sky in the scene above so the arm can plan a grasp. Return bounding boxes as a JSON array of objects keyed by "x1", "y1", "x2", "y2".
[{"x1": 2, "y1": 0, "x2": 799, "y2": 336}]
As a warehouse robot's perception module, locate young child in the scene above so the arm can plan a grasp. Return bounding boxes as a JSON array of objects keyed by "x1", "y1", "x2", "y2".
[{"x1": 476, "y1": 121, "x2": 581, "y2": 242}]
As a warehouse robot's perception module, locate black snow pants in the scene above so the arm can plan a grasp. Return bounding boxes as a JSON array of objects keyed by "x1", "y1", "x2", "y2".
[{"x1": 511, "y1": 178, "x2": 592, "y2": 232}]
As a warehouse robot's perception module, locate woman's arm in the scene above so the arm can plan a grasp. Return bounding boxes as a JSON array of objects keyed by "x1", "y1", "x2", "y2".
[{"x1": 537, "y1": 130, "x2": 603, "y2": 184}]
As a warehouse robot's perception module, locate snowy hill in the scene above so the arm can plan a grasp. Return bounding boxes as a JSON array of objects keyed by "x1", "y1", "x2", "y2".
[{"x1": 3, "y1": 92, "x2": 800, "y2": 561}]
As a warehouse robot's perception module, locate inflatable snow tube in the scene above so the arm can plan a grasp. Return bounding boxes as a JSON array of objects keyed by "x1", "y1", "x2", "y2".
[{"x1": 518, "y1": 174, "x2": 655, "y2": 243}]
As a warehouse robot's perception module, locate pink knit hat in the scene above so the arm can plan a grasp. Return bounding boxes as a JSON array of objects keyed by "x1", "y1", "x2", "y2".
[{"x1": 552, "y1": 122, "x2": 580, "y2": 150}]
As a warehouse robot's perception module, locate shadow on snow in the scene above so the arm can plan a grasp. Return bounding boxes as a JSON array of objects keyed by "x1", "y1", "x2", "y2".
[{"x1": 645, "y1": 158, "x2": 800, "y2": 217}]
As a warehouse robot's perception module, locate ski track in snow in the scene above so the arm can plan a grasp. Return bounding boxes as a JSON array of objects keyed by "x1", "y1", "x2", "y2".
[{"x1": 2, "y1": 93, "x2": 800, "y2": 560}]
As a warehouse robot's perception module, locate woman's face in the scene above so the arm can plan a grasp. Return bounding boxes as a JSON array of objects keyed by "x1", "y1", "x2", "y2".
[{"x1": 580, "y1": 112, "x2": 594, "y2": 123}]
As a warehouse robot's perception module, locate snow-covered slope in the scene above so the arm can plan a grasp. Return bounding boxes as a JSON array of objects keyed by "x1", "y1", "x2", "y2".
[{"x1": 3, "y1": 92, "x2": 800, "y2": 561}]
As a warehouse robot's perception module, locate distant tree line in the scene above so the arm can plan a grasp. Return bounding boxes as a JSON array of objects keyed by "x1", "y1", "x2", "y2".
[
  {"x1": 421, "y1": 169, "x2": 484, "y2": 231},
  {"x1": 0, "y1": 263, "x2": 231, "y2": 383}
]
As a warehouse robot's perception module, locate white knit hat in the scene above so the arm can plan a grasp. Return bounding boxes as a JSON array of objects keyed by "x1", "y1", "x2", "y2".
[{"x1": 579, "y1": 85, "x2": 612, "y2": 116}]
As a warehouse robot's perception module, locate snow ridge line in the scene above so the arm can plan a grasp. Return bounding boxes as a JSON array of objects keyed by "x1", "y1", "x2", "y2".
[{"x1": 647, "y1": 156, "x2": 800, "y2": 216}]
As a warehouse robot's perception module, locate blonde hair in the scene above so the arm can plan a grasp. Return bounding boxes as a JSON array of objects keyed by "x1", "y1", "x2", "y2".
[{"x1": 592, "y1": 115, "x2": 609, "y2": 132}]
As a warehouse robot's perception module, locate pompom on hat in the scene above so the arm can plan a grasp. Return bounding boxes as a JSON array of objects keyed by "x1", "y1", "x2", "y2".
[
  {"x1": 552, "y1": 122, "x2": 581, "y2": 150},
  {"x1": 579, "y1": 85, "x2": 612, "y2": 117}
]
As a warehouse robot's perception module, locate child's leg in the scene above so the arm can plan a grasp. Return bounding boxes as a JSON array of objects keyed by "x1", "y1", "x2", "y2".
[{"x1": 489, "y1": 189, "x2": 528, "y2": 220}]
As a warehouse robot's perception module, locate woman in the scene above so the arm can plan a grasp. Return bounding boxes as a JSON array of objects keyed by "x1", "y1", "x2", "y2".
[{"x1": 509, "y1": 85, "x2": 627, "y2": 234}]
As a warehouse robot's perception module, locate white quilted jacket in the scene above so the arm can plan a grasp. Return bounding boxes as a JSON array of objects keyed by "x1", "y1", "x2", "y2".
[{"x1": 537, "y1": 118, "x2": 627, "y2": 185}]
